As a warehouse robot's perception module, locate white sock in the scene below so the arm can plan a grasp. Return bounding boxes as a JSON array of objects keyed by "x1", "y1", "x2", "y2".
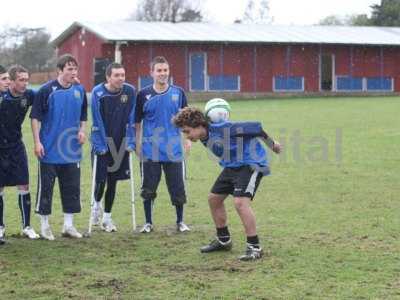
[
  {"x1": 40, "y1": 215, "x2": 49, "y2": 229},
  {"x1": 94, "y1": 201, "x2": 101, "y2": 209},
  {"x1": 64, "y1": 213, "x2": 74, "y2": 228},
  {"x1": 103, "y1": 212, "x2": 111, "y2": 222}
]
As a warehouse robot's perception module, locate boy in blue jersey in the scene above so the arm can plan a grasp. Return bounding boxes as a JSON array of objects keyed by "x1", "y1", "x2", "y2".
[
  {"x1": 173, "y1": 107, "x2": 282, "y2": 261},
  {"x1": 135, "y1": 56, "x2": 191, "y2": 233},
  {"x1": 30, "y1": 54, "x2": 87, "y2": 240},
  {"x1": 0, "y1": 65, "x2": 39, "y2": 244},
  {"x1": 90, "y1": 63, "x2": 136, "y2": 232}
]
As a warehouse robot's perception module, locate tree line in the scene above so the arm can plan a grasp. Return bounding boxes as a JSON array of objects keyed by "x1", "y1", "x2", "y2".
[{"x1": 1, "y1": 0, "x2": 399, "y2": 73}]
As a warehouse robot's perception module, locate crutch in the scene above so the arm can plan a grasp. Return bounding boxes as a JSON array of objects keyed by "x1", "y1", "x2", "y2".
[
  {"x1": 129, "y1": 152, "x2": 136, "y2": 232},
  {"x1": 84, "y1": 154, "x2": 97, "y2": 238}
]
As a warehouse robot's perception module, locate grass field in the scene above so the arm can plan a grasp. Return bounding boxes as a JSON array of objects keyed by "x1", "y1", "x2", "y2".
[{"x1": 0, "y1": 96, "x2": 399, "y2": 299}]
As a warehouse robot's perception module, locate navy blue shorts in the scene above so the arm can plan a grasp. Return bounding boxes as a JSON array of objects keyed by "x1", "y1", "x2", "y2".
[
  {"x1": 140, "y1": 160, "x2": 186, "y2": 206},
  {"x1": 0, "y1": 142, "x2": 29, "y2": 187},
  {"x1": 211, "y1": 165, "x2": 263, "y2": 200},
  {"x1": 35, "y1": 162, "x2": 81, "y2": 215},
  {"x1": 92, "y1": 151, "x2": 130, "y2": 183}
]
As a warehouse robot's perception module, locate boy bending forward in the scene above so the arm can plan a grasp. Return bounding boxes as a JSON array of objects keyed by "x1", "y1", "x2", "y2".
[{"x1": 173, "y1": 107, "x2": 282, "y2": 261}]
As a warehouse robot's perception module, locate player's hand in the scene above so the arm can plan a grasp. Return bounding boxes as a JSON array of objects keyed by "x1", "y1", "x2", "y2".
[
  {"x1": 34, "y1": 142, "x2": 45, "y2": 158},
  {"x1": 73, "y1": 77, "x2": 81, "y2": 84},
  {"x1": 183, "y1": 140, "x2": 192, "y2": 154},
  {"x1": 78, "y1": 130, "x2": 86, "y2": 144},
  {"x1": 272, "y1": 142, "x2": 282, "y2": 154}
]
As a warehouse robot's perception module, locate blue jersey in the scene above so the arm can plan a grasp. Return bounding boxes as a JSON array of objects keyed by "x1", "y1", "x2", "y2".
[
  {"x1": 135, "y1": 84, "x2": 187, "y2": 162},
  {"x1": 201, "y1": 121, "x2": 269, "y2": 174},
  {"x1": 30, "y1": 80, "x2": 88, "y2": 164},
  {"x1": 0, "y1": 89, "x2": 35, "y2": 148},
  {"x1": 91, "y1": 83, "x2": 136, "y2": 154}
]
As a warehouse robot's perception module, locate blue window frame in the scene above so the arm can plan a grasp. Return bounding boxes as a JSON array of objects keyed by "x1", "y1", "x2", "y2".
[
  {"x1": 274, "y1": 76, "x2": 304, "y2": 91},
  {"x1": 208, "y1": 75, "x2": 240, "y2": 91}
]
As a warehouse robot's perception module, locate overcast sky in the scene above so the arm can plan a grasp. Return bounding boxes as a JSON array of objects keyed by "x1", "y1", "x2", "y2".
[{"x1": 1, "y1": 0, "x2": 380, "y2": 37}]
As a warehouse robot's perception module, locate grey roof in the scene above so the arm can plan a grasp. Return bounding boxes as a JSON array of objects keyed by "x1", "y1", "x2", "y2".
[{"x1": 52, "y1": 21, "x2": 400, "y2": 46}]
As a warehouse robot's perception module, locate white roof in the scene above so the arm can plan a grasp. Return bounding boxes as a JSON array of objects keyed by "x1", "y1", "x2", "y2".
[{"x1": 53, "y1": 21, "x2": 400, "y2": 46}]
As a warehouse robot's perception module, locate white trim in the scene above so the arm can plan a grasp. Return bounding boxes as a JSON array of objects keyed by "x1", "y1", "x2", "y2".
[
  {"x1": 19, "y1": 194, "x2": 26, "y2": 228},
  {"x1": 245, "y1": 170, "x2": 259, "y2": 196},
  {"x1": 35, "y1": 162, "x2": 42, "y2": 212},
  {"x1": 140, "y1": 160, "x2": 144, "y2": 189},
  {"x1": 319, "y1": 53, "x2": 335, "y2": 92},
  {"x1": 182, "y1": 160, "x2": 187, "y2": 192},
  {"x1": 332, "y1": 55, "x2": 336, "y2": 92}
]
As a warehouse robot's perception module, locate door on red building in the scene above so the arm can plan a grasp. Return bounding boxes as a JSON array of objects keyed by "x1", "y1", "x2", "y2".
[
  {"x1": 189, "y1": 53, "x2": 207, "y2": 91},
  {"x1": 93, "y1": 58, "x2": 112, "y2": 86},
  {"x1": 320, "y1": 54, "x2": 335, "y2": 91}
]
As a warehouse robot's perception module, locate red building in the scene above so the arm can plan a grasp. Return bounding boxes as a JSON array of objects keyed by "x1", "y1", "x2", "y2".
[{"x1": 53, "y1": 21, "x2": 400, "y2": 94}]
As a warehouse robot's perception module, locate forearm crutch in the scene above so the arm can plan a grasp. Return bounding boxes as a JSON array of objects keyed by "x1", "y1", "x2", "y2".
[
  {"x1": 129, "y1": 152, "x2": 136, "y2": 232},
  {"x1": 84, "y1": 154, "x2": 97, "y2": 237}
]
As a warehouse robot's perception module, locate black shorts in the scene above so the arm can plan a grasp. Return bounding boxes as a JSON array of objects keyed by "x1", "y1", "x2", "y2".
[
  {"x1": 35, "y1": 162, "x2": 81, "y2": 215},
  {"x1": 211, "y1": 165, "x2": 263, "y2": 200},
  {"x1": 140, "y1": 160, "x2": 186, "y2": 205},
  {"x1": 92, "y1": 151, "x2": 130, "y2": 182},
  {"x1": 0, "y1": 142, "x2": 29, "y2": 187}
]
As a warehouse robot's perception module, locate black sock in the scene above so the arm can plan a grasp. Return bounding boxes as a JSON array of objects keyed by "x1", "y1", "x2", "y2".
[
  {"x1": 104, "y1": 179, "x2": 117, "y2": 213},
  {"x1": 94, "y1": 181, "x2": 106, "y2": 203},
  {"x1": 0, "y1": 193, "x2": 4, "y2": 227},
  {"x1": 247, "y1": 235, "x2": 260, "y2": 248},
  {"x1": 143, "y1": 199, "x2": 153, "y2": 224},
  {"x1": 175, "y1": 204, "x2": 183, "y2": 224},
  {"x1": 18, "y1": 193, "x2": 31, "y2": 228},
  {"x1": 216, "y1": 226, "x2": 230, "y2": 243}
]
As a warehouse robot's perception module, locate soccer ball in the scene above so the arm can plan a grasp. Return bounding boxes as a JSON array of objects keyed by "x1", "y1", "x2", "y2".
[{"x1": 204, "y1": 98, "x2": 231, "y2": 123}]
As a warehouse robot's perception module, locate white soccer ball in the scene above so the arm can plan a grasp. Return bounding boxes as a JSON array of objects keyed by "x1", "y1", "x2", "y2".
[{"x1": 204, "y1": 98, "x2": 231, "y2": 123}]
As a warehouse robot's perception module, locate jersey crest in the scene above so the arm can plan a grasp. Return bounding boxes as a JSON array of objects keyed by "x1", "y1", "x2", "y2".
[
  {"x1": 121, "y1": 94, "x2": 128, "y2": 103},
  {"x1": 20, "y1": 97, "x2": 28, "y2": 108},
  {"x1": 74, "y1": 90, "x2": 81, "y2": 99},
  {"x1": 172, "y1": 93, "x2": 179, "y2": 102}
]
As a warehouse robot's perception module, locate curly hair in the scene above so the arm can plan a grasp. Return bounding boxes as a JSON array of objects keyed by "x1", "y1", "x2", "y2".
[{"x1": 173, "y1": 107, "x2": 208, "y2": 128}]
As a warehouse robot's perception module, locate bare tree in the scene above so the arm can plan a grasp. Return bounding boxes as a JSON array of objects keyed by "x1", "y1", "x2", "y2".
[
  {"x1": 131, "y1": 0, "x2": 203, "y2": 22},
  {"x1": 241, "y1": 0, "x2": 273, "y2": 24},
  {"x1": 318, "y1": 14, "x2": 371, "y2": 26},
  {"x1": 0, "y1": 27, "x2": 55, "y2": 72}
]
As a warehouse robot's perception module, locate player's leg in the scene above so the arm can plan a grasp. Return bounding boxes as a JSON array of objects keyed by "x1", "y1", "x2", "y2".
[
  {"x1": 201, "y1": 168, "x2": 233, "y2": 253},
  {"x1": 101, "y1": 177, "x2": 118, "y2": 232},
  {"x1": 17, "y1": 185, "x2": 39, "y2": 239},
  {"x1": 15, "y1": 143, "x2": 39, "y2": 239},
  {"x1": 92, "y1": 180, "x2": 105, "y2": 225},
  {"x1": 58, "y1": 163, "x2": 82, "y2": 238},
  {"x1": 200, "y1": 193, "x2": 232, "y2": 253},
  {"x1": 36, "y1": 162, "x2": 57, "y2": 240},
  {"x1": 101, "y1": 150, "x2": 129, "y2": 232},
  {"x1": 91, "y1": 153, "x2": 108, "y2": 225},
  {"x1": 139, "y1": 160, "x2": 162, "y2": 233},
  {"x1": 0, "y1": 187, "x2": 4, "y2": 244},
  {"x1": 162, "y1": 161, "x2": 189, "y2": 232},
  {"x1": 0, "y1": 147, "x2": 6, "y2": 241},
  {"x1": 233, "y1": 166, "x2": 264, "y2": 261}
]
